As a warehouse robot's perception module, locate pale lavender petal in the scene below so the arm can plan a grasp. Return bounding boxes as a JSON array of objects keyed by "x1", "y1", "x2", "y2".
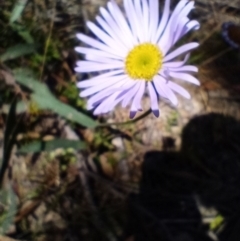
[
  {"x1": 129, "y1": 81, "x2": 145, "y2": 118},
  {"x1": 158, "y1": 0, "x2": 188, "y2": 48},
  {"x1": 84, "y1": 54, "x2": 121, "y2": 63},
  {"x1": 159, "y1": 1, "x2": 195, "y2": 54},
  {"x1": 129, "y1": 109, "x2": 137, "y2": 119},
  {"x1": 122, "y1": 82, "x2": 141, "y2": 108},
  {"x1": 169, "y1": 65, "x2": 198, "y2": 73},
  {"x1": 162, "y1": 53, "x2": 190, "y2": 68},
  {"x1": 129, "y1": 83, "x2": 141, "y2": 118},
  {"x1": 164, "y1": 42, "x2": 199, "y2": 62},
  {"x1": 174, "y1": 1, "x2": 194, "y2": 27},
  {"x1": 149, "y1": 0, "x2": 159, "y2": 41},
  {"x1": 133, "y1": 0, "x2": 143, "y2": 22},
  {"x1": 93, "y1": 92, "x2": 120, "y2": 115},
  {"x1": 141, "y1": 0, "x2": 149, "y2": 41},
  {"x1": 80, "y1": 76, "x2": 129, "y2": 97},
  {"x1": 152, "y1": 78, "x2": 168, "y2": 99},
  {"x1": 87, "y1": 92, "x2": 112, "y2": 110},
  {"x1": 76, "y1": 33, "x2": 125, "y2": 56},
  {"x1": 76, "y1": 59, "x2": 122, "y2": 67},
  {"x1": 147, "y1": 82, "x2": 159, "y2": 117},
  {"x1": 179, "y1": 20, "x2": 200, "y2": 40},
  {"x1": 154, "y1": 0, "x2": 170, "y2": 43},
  {"x1": 124, "y1": 0, "x2": 144, "y2": 42},
  {"x1": 153, "y1": 76, "x2": 178, "y2": 105},
  {"x1": 78, "y1": 76, "x2": 121, "y2": 90},
  {"x1": 77, "y1": 70, "x2": 124, "y2": 88},
  {"x1": 87, "y1": 22, "x2": 125, "y2": 56},
  {"x1": 75, "y1": 61, "x2": 123, "y2": 73},
  {"x1": 75, "y1": 46, "x2": 122, "y2": 60},
  {"x1": 132, "y1": 81, "x2": 145, "y2": 110},
  {"x1": 88, "y1": 80, "x2": 136, "y2": 109},
  {"x1": 172, "y1": 17, "x2": 189, "y2": 44},
  {"x1": 104, "y1": 93, "x2": 127, "y2": 113},
  {"x1": 95, "y1": 15, "x2": 129, "y2": 50},
  {"x1": 172, "y1": 1, "x2": 194, "y2": 34},
  {"x1": 88, "y1": 90, "x2": 115, "y2": 109},
  {"x1": 99, "y1": 5, "x2": 134, "y2": 48},
  {"x1": 171, "y1": 0, "x2": 189, "y2": 19},
  {"x1": 167, "y1": 81, "x2": 191, "y2": 99},
  {"x1": 123, "y1": 0, "x2": 139, "y2": 41},
  {"x1": 169, "y1": 72, "x2": 200, "y2": 85},
  {"x1": 108, "y1": 0, "x2": 137, "y2": 45}
]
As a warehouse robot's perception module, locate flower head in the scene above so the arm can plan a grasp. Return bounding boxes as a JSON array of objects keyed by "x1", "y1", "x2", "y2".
[{"x1": 75, "y1": 0, "x2": 200, "y2": 118}]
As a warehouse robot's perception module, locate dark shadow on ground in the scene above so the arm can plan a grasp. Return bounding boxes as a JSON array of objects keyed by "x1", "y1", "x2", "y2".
[{"x1": 125, "y1": 113, "x2": 240, "y2": 241}]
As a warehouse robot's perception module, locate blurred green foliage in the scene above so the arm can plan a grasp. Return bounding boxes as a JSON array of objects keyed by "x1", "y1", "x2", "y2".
[{"x1": 0, "y1": 187, "x2": 18, "y2": 235}]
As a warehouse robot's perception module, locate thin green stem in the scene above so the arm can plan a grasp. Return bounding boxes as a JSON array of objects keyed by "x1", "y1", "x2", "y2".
[
  {"x1": 97, "y1": 108, "x2": 152, "y2": 128},
  {"x1": 39, "y1": 3, "x2": 55, "y2": 81}
]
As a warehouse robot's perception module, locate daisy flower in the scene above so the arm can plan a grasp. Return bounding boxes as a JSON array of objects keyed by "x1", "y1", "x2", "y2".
[{"x1": 75, "y1": 0, "x2": 200, "y2": 118}]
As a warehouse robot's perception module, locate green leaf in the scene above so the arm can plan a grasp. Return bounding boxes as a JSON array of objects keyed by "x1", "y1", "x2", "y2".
[
  {"x1": 0, "y1": 44, "x2": 37, "y2": 62},
  {"x1": 13, "y1": 68, "x2": 97, "y2": 128},
  {"x1": 10, "y1": 0, "x2": 28, "y2": 23},
  {"x1": 0, "y1": 187, "x2": 17, "y2": 235},
  {"x1": 0, "y1": 97, "x2": 20, "y2": 187},
  {"x1": 10, "y1": 23, "x2": 34, "y2": 44},
  {"x1": 18, "y1": 139, "x2": 86, "y2": 153}
]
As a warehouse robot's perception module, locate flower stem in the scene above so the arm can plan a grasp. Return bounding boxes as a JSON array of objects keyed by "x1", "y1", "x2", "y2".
[{"x1": 97, "y1": 108, "x2": 152, "y2": 128}]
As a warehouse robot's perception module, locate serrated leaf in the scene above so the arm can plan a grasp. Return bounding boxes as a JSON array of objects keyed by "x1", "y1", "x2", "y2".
[
  {"x1": 13, "y1": 68, "x2": 97, "y2": 128},
  {"x1": 10, "y1": 0, "x2": 28, "y2": 23},
  {"x1": 18, "y1": 139, "x2": 86, "y2": 153},
  {"x1": 0, "y1": 44, "x2": 37, "y2": 62}
]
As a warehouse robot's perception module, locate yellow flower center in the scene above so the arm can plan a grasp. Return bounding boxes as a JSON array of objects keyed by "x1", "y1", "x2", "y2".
[{"x1": 125, "y1": 43, "x2": 163, "y2": 81}]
